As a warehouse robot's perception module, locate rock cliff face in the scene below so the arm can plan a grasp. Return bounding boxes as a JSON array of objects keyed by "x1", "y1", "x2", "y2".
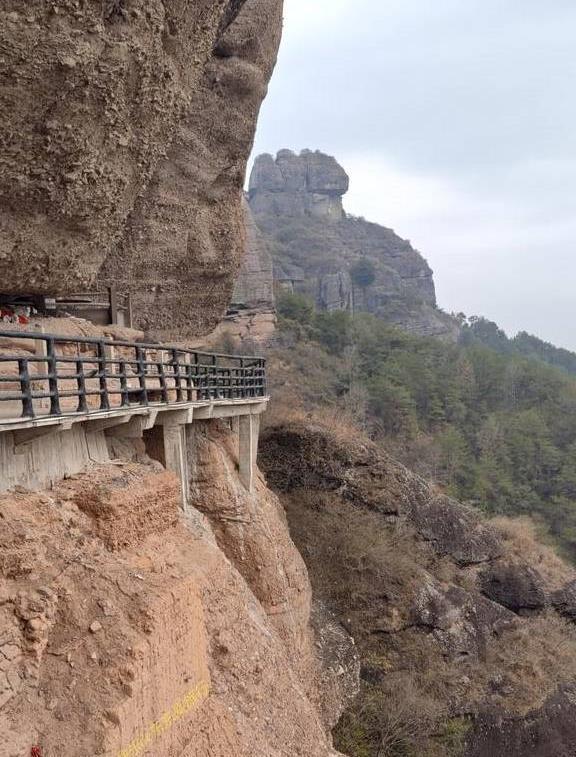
[
  {"x1": 249, "y1": 150, "x2": 459, "y2": 340},
  {"x1": 259, "y1": 421, "x2": 576, "y2": 757},
  {"x1": 0, "y1": 422, "x2": 357, "y2": 756},
  {"x1": 249, "y1": 149, "x2": 349, "y2": 220},
  {"x1": 0, "y1": 0, "x2": 283, "y2": 339},
  {"x1": 232, "y1": 200, "x2": 275, "y2": 311},
  {"x1": 218, "y1": 199, "x2": 276, "y2": 345}
]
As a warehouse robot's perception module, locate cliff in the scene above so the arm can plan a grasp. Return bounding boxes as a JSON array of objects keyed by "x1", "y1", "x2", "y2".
[
  {"x1": 260, "y1": 420, "x2": 576, "y2": 757},
  {"x1": 0, "y1": 422, "x2": 357, "y2": 756},
  {"x1": 0, "y1": 0, "x2": 282, "y2": 339},
  {"x1": 249, "y1": 150, "x2": 459, "y2": 340},
  {"x1": 232, "y1": 200, "x2": 275, "y2": 311},
  {"x1": 4, "y1": 3, "x2": 576, "y2": 756},
  {"x1": 218, "y1": 198, "x2": 277, "y2": 346}
]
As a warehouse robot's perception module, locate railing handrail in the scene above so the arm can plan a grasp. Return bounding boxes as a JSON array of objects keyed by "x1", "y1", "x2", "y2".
[
  {"x1": 0, "y1": 329, "x2": 267, "y2": 421},
  {"x1": 0, "y1": 329, "x2": 265, "y2": 365}
]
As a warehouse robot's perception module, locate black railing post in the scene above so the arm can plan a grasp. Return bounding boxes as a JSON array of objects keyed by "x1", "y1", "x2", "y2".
[
  {"x1": 186, "y1": 354, "x2": 195, "y2": 401},
  {"x1": 76, "y1": 358, "x2": 88, "y2": 413},
  {"x1": 119, "y1": 360, "x2": 129, "y2": 407},
  {"x1": 203, "y1": 358, "x2": 209, "y2": 400},
  {"x1": 135, "y1": 346, "x2": 148, "y2": 406},
  {"x1": 172, "y1": 349, "x2": 183, "y2": 402},
  {"x1": 97, "y1": 342, "x2": 110, "y2": 411},
  {"x1": 18, "y1": 358, "x2": 34, "y2": 418},
  {"x1": 211, "y1": 354, "x2": 217, "y2": 399},
  {"x1": 46, "y1": 338, "x2": 61, "y2": 416},
  {"x1": 157, "y1": 353, "x2": 168, "y2": 403}
]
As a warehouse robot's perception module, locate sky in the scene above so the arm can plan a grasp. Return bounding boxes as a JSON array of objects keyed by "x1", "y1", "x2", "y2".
[{"x1": 250, "y1": 0, "x2": 576, "y2": 350}]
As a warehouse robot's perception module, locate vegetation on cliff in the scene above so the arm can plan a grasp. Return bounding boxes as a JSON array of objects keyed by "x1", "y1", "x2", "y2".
[
  {"x1": 274, "y1": 292, "x2": 576, "y2": 561},
  {"x1": 259, "y1": 419, "x2": 576, "y2": 757},
  {"x1": 460, "y1": 315, "x2": 576, "y2": 376}
]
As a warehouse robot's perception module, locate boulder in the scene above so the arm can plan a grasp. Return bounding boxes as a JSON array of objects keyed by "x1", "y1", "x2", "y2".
[
  {"x1": 404, "y1": 494, "x2": 503, "y2": 565},
  {"x1": 480, "y1": 563, "x2": 548, "y2": 614},
  {"x1": 411, "y1": 579, "x2": 516, "y2": 660},
  {"x1": 467, "y1": 684, "x2": 576, "y2": 757},
  {"x1": 552, "y1": 579, "x2": 576, "y2": 621},
  {"x1": 310, "y1": 602, "x2": 360, "y2": 730}
]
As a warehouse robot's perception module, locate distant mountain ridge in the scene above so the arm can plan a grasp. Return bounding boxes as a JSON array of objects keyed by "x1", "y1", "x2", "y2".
[{"x1": 461, "y1": 316, "x2": 576, "y2": 376}]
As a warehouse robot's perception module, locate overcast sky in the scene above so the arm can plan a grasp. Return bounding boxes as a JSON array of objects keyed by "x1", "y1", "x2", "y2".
[{"x1": 250, "y1": 0, "x2": 576, "y2": 350}]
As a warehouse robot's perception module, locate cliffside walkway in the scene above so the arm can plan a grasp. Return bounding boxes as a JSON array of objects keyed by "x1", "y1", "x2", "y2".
[{"x1": 0, "y1": 330, "x2": 268, "y2": 500}]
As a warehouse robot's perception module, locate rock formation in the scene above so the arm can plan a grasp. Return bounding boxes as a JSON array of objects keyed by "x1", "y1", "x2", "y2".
[
  {"x1": 5, "y1": 3, "x2": 576, "y2": 756},
  {"x1": 249, "y1": 150, "x2": 460, "y2": 340},
  {"x1": 219, "y1": 198, "x2": 276, "y2": 345},
  {"x1": 0, "y1": 0, "x2": 283, "y2": 339},
  {"x1": 259, "y1": 420, "x2": 576, "y2": 757},
  {"x1": 249, "y1": 149, "x2": 349, "y2": 220},
  {"x1": 232, "y1": 200, "x2": 275, "y2": 311}
]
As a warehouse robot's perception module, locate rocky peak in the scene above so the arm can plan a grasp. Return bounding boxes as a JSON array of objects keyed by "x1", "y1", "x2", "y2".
[
  {"x1": 248, "y1": 148, "x2": 461, "y2": 340},
  {"x1": 249, "y1": 149, "x2": 349, "y2": 220}
]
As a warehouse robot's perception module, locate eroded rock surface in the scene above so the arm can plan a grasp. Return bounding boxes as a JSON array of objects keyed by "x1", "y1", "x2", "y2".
[
  {"x1": 259, "y1": 420, "x2": 576, "y2": 757},
  {"x1": 250, "y1": 149, "x2": 349, "y2": 220},
  {"x1": 0, "y1": 425, "x2": 352, "y2": 756},
  {"x1": 480, "y1": 563, "x2": 548, "y2": 614},
  {"x1": 0, "y1": 0, "x2": 283, "y2": 339},
  {"x1": 553, "y1": 579, "x2": 576, "y2": 621},
  {"x1": 219, "y1": 199, "x2": 277, "y2": 345},
  {"x1": 467, "y1": 685, "x2": 576, "y2": 757},
  {"x1": 260, "y1": 422, "x2": 502, "y2": 563}
]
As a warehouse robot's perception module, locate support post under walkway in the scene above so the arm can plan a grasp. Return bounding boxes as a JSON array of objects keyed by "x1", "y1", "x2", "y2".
[{"x1": 238, "y1": 413, "x2": 260, "y2": 493}]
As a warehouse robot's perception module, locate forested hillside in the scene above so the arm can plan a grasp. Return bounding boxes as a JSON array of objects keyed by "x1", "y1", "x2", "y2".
[
  {"x1": 460, "y1": 316, "x2": 576, "y2": 376},
  {"x1": 274, "y1": 293, "x2": 576, "y2": 561}
]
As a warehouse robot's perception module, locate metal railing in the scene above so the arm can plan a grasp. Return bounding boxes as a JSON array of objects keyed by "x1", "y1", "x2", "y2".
[{"x1": 0, "y1": 330, "x2": 266, "y2": 420}]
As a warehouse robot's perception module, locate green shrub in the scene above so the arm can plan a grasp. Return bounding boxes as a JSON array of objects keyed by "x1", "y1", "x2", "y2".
[
  {"x1": 276, "y1": 291, "x2": 315, "y2": 325},
  {"x1": 273, "y1": 307, "x2": 576, "y2": 559}
]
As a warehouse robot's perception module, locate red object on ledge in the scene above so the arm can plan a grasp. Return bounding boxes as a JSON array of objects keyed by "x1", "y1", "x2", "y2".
[{"x1": 0, "y1": 307, "x2": 30, "y2": 324}]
